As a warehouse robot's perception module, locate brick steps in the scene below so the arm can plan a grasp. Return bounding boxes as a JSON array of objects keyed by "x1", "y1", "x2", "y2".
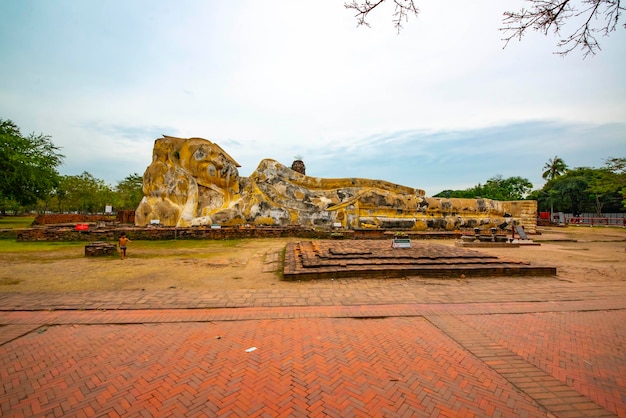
[{"x1": 284, "y1": 240, "x2": 556, "y2": 281}]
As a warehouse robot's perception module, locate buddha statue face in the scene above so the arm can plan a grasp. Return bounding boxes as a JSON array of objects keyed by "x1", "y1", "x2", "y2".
[{"x1": 179, "y1": 139, "x2": 240, "y2": 192}]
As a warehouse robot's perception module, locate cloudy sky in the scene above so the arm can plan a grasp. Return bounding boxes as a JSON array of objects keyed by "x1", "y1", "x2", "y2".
[{"x1": 1, "y1": 0, "x2": 624, "y2": 195}]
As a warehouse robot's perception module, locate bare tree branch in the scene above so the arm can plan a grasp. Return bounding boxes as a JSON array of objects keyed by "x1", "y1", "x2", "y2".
[
  {"x1": 344, "y1": 0, "x2": 624, "y2": 56},
  {"x1": 501, "y1": 0, "x2": 625, "y2": 57},
  {"x1": 344, "y1": 0, "x2": 419, "y2": 32}
]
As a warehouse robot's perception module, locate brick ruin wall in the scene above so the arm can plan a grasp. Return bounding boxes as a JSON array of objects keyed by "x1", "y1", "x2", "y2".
[
  {"x1": 32, "y1": 211, "x2": 135, "y2": 225},
  {"x1": 13, "y1": 226, "x2": 463, "y2": 242}
]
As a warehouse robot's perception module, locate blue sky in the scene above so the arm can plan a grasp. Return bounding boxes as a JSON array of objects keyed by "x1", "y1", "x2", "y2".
[{"x1": 1, "y1": 0, "x2": 624, "y2": 196}]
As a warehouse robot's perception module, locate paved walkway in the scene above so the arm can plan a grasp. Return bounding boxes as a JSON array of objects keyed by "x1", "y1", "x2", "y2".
[{"x1": 1, "y1": 277, "x2": 625, "y2": 417}]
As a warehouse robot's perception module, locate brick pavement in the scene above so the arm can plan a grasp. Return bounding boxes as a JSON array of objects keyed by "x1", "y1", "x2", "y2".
[
  {"x1": 2, "y1": 276, "x2": 624, "y2": 311},
  {"x1": 1, "y1": 278, "x2": 625, "y2": 417}
]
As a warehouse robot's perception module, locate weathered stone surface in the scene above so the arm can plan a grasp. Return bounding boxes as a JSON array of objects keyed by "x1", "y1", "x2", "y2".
[
  {"x1": 84, "y1": 242, "x2": 117, "y2": 257},
  {"x1": 135, "y1": 136, "x2": 537, "y2": 232},
  {"x1": 15, "y1": 226, "x2": 463, "y2": 242}
]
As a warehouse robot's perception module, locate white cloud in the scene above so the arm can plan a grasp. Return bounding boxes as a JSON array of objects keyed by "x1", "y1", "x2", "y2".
[{"x1": 0, "y1": 0, "x2": 624, "y2": 195}]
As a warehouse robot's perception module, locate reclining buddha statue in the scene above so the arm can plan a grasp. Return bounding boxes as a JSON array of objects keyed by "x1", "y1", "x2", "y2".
[{"x1": 135, "y1": 136, "x2": 537, "y2": 232}]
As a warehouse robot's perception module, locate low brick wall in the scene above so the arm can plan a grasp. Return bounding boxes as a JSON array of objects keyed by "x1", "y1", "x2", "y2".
[
  {"x1": 127, "y1": 226, "x2": 326, "y2": 240},
  {"x1": 17, "y1": 227, "x2": 116, "y2": 242},
  {"x1": 352, "y1": 229, "x2": 461, "y2": 240},
  {"x1": 14, "y1": 226, "x2": 465, "y2": 242},
  {"x1": 16, "y1": 226, "x2": 330, "y2": 242},
  {"x1": 116, "y1": 210, "x2": 135, "y2": 224},
  {"x1": 32, "y1": 214, "x2": 116, "y2": 225}
]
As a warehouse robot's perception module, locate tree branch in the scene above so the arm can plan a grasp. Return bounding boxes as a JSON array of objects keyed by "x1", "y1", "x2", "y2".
[
  {"x1": 344, "y1": 0, "x2": 419, "y2": 32},
  {"x1": 501, "y1": 0, "x2": 626, "y2": 57},
  {"x1": 344, "y1": 0, "x2": 624, "y2": 56}
]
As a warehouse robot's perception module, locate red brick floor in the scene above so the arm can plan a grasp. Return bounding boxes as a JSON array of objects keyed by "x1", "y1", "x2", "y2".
[
  {"x1": 1, "y1": 280, "x2": 625, "y2": 417},
  {"x1": 459, "y1": 311, "x2": 626, "y2": 417}
]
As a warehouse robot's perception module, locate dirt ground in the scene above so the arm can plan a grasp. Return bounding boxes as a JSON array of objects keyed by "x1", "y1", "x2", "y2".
[{"x1": 1, "y1": 226, "x2": 624, "y2": 292}]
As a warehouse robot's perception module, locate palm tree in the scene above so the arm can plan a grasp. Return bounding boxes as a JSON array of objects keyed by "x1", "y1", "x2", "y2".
[{"x1": 542, "y1": 156, "x2": 568, "y2": 181}]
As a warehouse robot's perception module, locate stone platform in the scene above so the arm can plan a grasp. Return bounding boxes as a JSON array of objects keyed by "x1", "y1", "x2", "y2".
[{"x1": 283, "y1": 240, "x2": 556, "y2": 281}]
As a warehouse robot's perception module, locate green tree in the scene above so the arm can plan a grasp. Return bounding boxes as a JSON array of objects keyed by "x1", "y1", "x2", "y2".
[
  {"x1": 434, "y1": 189, "x2": 470, "y2": 199},
  {"x1": 532, "y1": 186, "x2": 562, "y2": 219},
  {"x1": 604, "y1": 157, "x2": 626, "y2": 174},
  {"x1": 586, "y1": 157, "x2": 626, "y2": 214},
  {"x1": 53, "y1": 172, "x2": 114, "y2": 214},
  {"x1": 542, "y1": 155, "x2": 568, "y2": 181},
  {"x1": 552, "y1": 172, "x2": 592, "y2": 215},
  {"x1": 434, "y1": 175, "x2": 533, "y2": 201},
  {"x1": 115, "y1": 173, "x2": 144, "y2": 211},
  {"x1": 537, "y1": 161, "x2": 625, "y2": 215},
  {"x1": 0, "y1": 119, "x2": 64, "y2": 213},
  {"x1": 481, "y1": 176, "x2": 534, "y2": 200},
  {"x1": 604, "y1": 157, "x2": 626, "y2": 210}
]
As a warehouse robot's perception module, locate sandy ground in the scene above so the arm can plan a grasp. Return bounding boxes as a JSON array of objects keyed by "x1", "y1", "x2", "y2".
[
  {"x1": 469, "y1": 226, "x2": 626, "y2": 284},
  {"x1": 1, "y1": 226, "x2": 624, "y2": 292}
]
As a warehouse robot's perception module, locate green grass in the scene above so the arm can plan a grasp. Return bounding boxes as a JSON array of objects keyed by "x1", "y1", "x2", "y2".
[
  {"x1": 0, "y1": 217, "x2": 35, "y2": 229},
  {"x1": 0, "y1": 236, "x2": 286, "y2": 265},
  {"x1": 0, "y1": 238, "x2": 245, "y2": 252},
  {"x1": 0, "y1": 240, "x2": 85, "y2": 253},
  {"x1": 0, "y1": 238, "x2": 251, "y2": 263}
]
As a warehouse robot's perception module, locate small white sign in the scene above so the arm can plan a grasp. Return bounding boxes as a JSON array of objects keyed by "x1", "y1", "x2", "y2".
[{"x1": 392, "y1": 238, "x2": 412, "y2": 248}]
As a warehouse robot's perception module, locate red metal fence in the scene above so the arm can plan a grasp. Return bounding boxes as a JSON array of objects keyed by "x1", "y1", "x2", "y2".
[
  {"x1": 566, "y1": 216, "x2": 626, "y2": 226},
  {"x1": 539, "y1": 212, "x2": 626, "y2": 226}
]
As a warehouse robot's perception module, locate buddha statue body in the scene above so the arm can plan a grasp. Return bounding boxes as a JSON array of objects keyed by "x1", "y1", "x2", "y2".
[{"x1": 135, "y1": 136, "x2": 537, "y2": 232}]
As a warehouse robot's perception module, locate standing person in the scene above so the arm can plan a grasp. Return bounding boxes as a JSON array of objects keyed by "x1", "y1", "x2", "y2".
[{"x1": 118, "y1": 232, "x2": 132, "y2": 260}]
